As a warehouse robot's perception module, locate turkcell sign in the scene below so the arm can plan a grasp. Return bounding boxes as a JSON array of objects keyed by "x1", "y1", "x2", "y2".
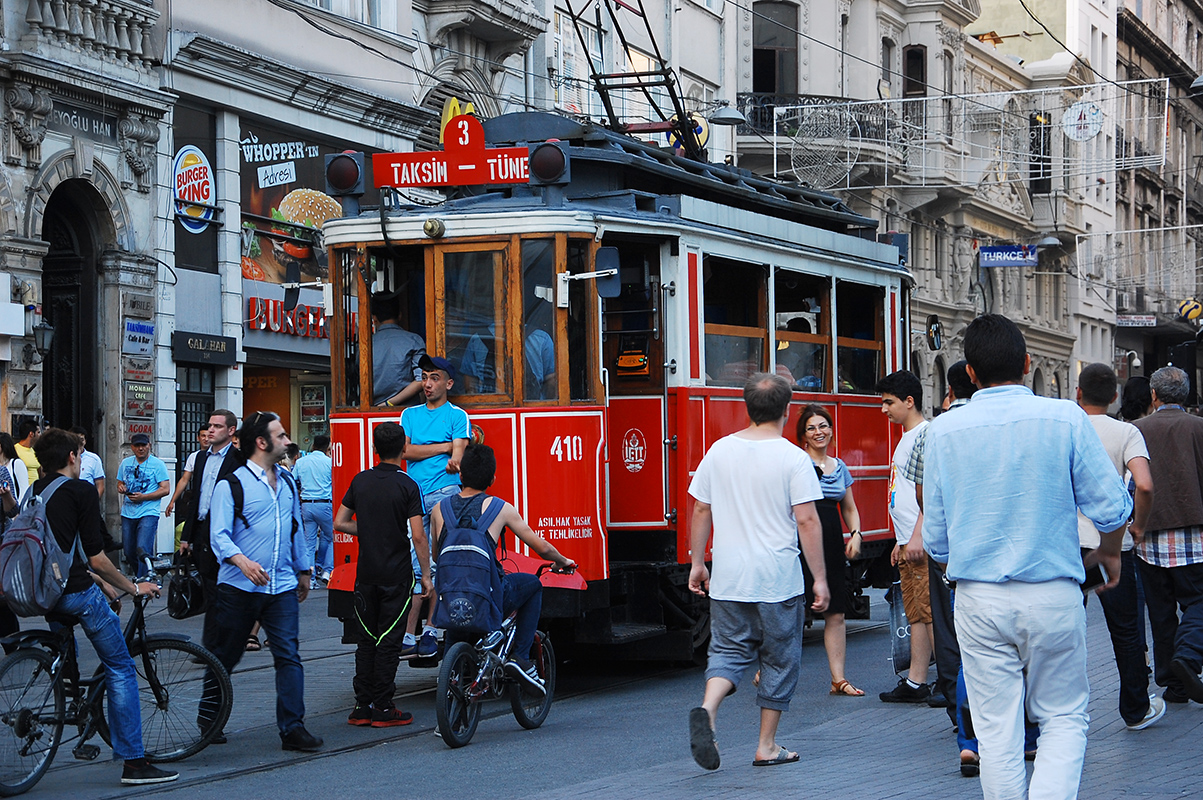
[
  {"x1": 979, "y1": 245, "x2": 1038, "y2": 268},
  {"x1": 373, "y1": 113, "x2": 530, "y2": 188}
]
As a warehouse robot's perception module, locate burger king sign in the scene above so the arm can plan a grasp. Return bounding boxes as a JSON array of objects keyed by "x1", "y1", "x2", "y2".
[{"x1": 173, "y1": 145, "x2": 215, "y2": 234}]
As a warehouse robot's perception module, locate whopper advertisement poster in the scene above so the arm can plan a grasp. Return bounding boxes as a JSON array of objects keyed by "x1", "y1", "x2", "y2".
[{"x1": 239, "y1": 122, "x2": 376, "y2": 285}]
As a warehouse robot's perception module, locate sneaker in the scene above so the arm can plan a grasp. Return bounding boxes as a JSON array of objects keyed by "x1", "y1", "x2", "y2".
[
  {"x1": 925, "y1": 690, "x2": 952, "y2": 708},
  {"x1": 280, "y1": 726, "x2": 324, "y2": 752},
  {"x1": 505, "y1": 660, "x2": 546, "y2": 695},
  {"x1": 121, "y1": 760, "x2": 179, "y2": 785},
  {"x1": 347, "y1": 705, "x2": 372, "y2": 726},
  {"x1": 1164, "y1": 687, "x2": 1190, "y2": 704},
  {"x1": 879, "y1": 679, "x2": 931, "y2": 704},
  {"x1": 1170, "y1": 657, "x2": 1203, "y2": 703},
  {"x1": 370, "y1": 707, "x2": 414, "y2": 728},
  {"x1": 400, "y1": 640, "x2": 418, "y2": 658},
  {"x1": 1126, "y1": 695, "x2": 1167, "y2": 731},
  {"x1": 417, "y1": 630, "x2": 438, "y2": 657}
]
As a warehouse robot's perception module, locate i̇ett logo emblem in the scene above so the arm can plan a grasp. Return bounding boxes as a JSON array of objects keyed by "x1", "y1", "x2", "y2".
[{"x1": 622, "y1": 428, "x2": 646, "y2": 473}]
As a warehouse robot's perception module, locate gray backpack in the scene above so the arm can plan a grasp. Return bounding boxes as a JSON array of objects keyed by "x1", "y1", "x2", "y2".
[{"x1": 0, "y1": 477, "x2": 84, "y2": 617}]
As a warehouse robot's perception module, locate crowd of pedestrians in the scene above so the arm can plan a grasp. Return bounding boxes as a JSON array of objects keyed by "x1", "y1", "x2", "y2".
[{"x1": 686, "y1": 314, "x2": 1203, "y2": 800}]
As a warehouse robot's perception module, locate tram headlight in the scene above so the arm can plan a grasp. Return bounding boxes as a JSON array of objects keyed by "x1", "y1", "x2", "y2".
[
  {"x1": 324, "y1": 151, "x2": 365, "y2": 197},
  {"x1": 528, "y1": 141, "x2": 570, "y2": 186},
  {"x1": 423, "y1": 218, "x2": 446, "y2": 238}
]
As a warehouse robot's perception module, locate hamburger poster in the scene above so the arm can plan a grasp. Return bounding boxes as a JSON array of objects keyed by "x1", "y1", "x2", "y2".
[{"x1": 238, "y1": 123, "x2": 374, "y2": 285}]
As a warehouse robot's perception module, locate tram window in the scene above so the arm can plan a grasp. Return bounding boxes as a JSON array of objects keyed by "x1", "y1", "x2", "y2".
[
  {"x1": 442, "y1": 249, "x2": 508, "y2": 398},
  {"x1": 335, "y1": 248, "x2": 361, "y2": 407},
  {"x1": 601, "y1": 240, "x2": 664, "y2": 394},
  {"x1": 774, "y1": 270, "x2": 830, "y2": 392},
  {"x1": 567, "y1": 240, "x2": 593, "y2": 402},
  {"x1": 835, "y1": 280, "x2": 885, "y2": 394},
  {"x1": 703, "y1": 256, "x2": 768, "y2": 387},
  {"x1": 522, "y1": 240, "x2": 558, "y2": 403},
  {"x1": 368, "y1": 246, "x2": 426, "y2": 407}
]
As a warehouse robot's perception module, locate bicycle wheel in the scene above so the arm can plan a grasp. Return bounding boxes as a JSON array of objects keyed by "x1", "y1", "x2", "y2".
[
  {"x1": 509, "y1": 631, "x2": 556, "y2": 730},
  {"x1": 131, "y1": 640, "x2": 232, "y2": 762},
  {"x1": 0, "y1": 650, "x2": 63, "y2": 796},
  {"x1": 435, "y1": 642, "x2": 482, "y2": 748}
]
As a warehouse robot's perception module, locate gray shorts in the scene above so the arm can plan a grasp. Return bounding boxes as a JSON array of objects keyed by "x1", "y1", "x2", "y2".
[{"x1": 706, "y1": 596, "x2": 805, "y2": 711}]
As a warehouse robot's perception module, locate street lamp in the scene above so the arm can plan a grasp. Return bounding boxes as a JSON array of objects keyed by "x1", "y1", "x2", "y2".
[
  {"x1": 22, "y1": 319, "x2": 54, "y2": 369},
  {"x1": 1036, "y1": 234, "x2": 1062, "y2": 249},
  {"x1": 1191, "y1": 74, "x2": 1203, "y2": 96},
  {"x1": 707, "y1": 101, "x2": 746, "y2": 127}
]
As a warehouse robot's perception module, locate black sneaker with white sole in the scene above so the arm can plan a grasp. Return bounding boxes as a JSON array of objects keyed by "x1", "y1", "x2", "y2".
[
  {"x1": 879, "y1": 679, "x2": 931, "y2": 704},
  {"x1": 505, "y1": 660, "x2": 546, "y2": 695},
  {"x1": 121, "y1": 760, "x2": 179, "y2": 785}
]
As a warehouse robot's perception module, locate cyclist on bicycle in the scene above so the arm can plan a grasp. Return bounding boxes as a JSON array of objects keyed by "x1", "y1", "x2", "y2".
[
  {"x1": 31, "y1": 429, "x2": 177, "y2": 785},
  {"x1": 430, "y1": 443, "x2": 575, "y2": 690}
]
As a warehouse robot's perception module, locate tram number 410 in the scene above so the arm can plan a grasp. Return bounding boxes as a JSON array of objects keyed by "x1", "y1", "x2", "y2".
[{"x1": 549, "y1": 435, "x2": 584, "y2": 462}]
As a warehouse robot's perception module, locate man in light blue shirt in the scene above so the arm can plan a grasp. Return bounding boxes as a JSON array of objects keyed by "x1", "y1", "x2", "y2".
[
  {"x1": 293, "y1": 435, "x2": 334, "y2": 582},
  {"x1": 206, "y1": 411, "x2": 323, "y2": 753},
  {"x1": 922, "y1": 315, "x2": 1131, "y2": 800},
  {"x1": 116, "y1": 433, "x2": 169, "y2": 579}
]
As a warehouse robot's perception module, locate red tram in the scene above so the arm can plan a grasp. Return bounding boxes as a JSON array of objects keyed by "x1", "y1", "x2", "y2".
[{"x1": 322, "y1": 112, "x2": 909, "y2": 659}]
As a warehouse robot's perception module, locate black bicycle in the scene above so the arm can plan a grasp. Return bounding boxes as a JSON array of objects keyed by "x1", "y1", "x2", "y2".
[
  {"x1": 435, "y1": 564, "x2": 569, "y2": 748},
  {"x1": 0, "y1": 558, "x2": 233, "y2": 795}
]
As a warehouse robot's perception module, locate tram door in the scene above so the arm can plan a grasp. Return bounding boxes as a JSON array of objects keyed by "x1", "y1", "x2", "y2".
[{"x1": 603, "y1": 240, "x2": 671, "y2": 536}]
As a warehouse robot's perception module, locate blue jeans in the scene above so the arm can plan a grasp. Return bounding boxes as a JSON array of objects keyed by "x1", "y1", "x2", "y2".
[
  {"x1": 122, "y1": 515, "x2": 159, "y2": 579},
  {"x1": 301, "y1": 502, "x2": 334, "y2": 573},
  {"x1": 55, "y1": 585, "x2": 143, "y2": 760},
  {"x1": 503, "y1": 572, "x2": 542, "y2": 664},
  {"x1": 415, "y1": 485, "x2": 460, "y2": 592},
  {"x1": 1098, "y1": 550, "x2": 1153, "y2": 724},
  {"x1": 209, "y1": 585, "x2": 306, "y2": 735}
]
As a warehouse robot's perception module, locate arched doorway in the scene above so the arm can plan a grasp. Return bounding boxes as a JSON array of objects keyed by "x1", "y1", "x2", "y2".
[
  {"x1": 1032, "y1": 367, "x2": 1045, "y2": 397},
  {"x1": 41, "y1": 180, "x2": 105, "y2": 429}
]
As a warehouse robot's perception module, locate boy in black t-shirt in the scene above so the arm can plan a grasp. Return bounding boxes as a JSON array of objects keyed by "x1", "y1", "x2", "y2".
[
  {"x1": 31, "y1": 429, "x2": 177, "y2": 785},
  {"x1": 333, "y1": 422, "x2": 431, "y2": 728}
]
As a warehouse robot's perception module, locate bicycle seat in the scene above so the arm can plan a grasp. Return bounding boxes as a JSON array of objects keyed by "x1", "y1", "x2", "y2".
[{"x1": 45, "y1": 611, "x2": 81, "y2": 628}]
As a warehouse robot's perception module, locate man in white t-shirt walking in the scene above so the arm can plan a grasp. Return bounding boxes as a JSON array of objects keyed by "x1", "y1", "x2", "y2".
[
  {"x1": 878, "y1": 370, "x2": 933, "y2": 703},
  {"x1": 687, "y1": 373, "x2": 827, "y2": 771},
  {"x1": 1076, "y1": 362, "x2": 1162, "y2": 730}
]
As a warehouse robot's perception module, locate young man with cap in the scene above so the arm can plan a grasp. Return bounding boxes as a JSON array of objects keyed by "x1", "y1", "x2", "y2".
[
  {"x1": 399, "y1": 355, "x2": 471, "y2": 656},
  {"x1": 371, "y1": 290, "x2": 426, "y2": 408},
  {"x1": 116, "y1": 433, "x2": 169, "y2": 579}
]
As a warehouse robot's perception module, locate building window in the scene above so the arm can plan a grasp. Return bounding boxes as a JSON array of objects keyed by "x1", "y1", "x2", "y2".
[
  {"x1": 753, "y1": 2, "x2": 799, "y2": 95},
  {"x1": 553, "y1": 12, "x2": 605, "y2": 117},
  {"x1": 903, "y1": 46, "x2": 926, "y2": 97},
  {"x1": 1030, "y1": 113, "x2": 1052, "y2": 194},
  {"x1": 881, "y1": 38, "x2": 896, "y2": 89},
  {"x1": 942, "y1": 50, "x2": 954, "y2": 135}
]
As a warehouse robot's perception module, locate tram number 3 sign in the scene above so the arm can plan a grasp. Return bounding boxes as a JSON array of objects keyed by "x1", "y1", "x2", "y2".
[
  {"x1": 550, "y1": 435, "x2": 584, "y2": 462},
  {"x1": 372, "y1": 114, "x2": 529, "y2": 189}
]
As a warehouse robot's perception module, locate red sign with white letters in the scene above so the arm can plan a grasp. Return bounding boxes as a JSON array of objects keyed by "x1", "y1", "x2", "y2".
[{"x1": 372, "y1": 115, "x2": 529, "y2": 188}]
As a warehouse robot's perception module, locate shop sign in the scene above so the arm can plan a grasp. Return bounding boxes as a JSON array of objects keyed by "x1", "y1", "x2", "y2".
[
  {"x1": 373, "y1": 115, "x2": 529, "y2": 188},
  {"x1": 124, "y1": 421, "x2": 153, "y2": 444},
  {"x1": 171, "y1": 331, "x2": 238, "y2": 366},
  {"x1": 47, "y1": 101, "x2": 118, "y2": 143},
  {"x1": 122, "y1": 292, "x2": 154, "y2": 320},
  {"x1": 300, "y1": 385, "x2": 327, "y2": 422},
  {"x1": 1116, "y1": 314, "x2": 1157, "y2": 327},
  {"x1": 246, "y1": 297, "x2": 330, "y2": 339},
  {"x1": 173, "y1": 145, "x2": 216, "y2": 234},
  {"x1": 122, "y1": 319, "x2": 154, "y2": 356},
  {"x1": 979, "y1": 245, "x2": 1038, "y2": 268},
  {"x1": 123, "y1": 381, "x2": 155, "y2": 421},
  {"x1": 122, "y1": 357, "x2": 153, "y2": 382}
]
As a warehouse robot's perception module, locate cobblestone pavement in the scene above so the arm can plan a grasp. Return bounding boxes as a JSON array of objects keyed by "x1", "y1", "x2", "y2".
[{"x1": 25, "y1": 585, "x2": 1203, "y2": 799}]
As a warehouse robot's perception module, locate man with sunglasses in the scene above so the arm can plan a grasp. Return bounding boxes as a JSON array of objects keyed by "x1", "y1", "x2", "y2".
[{"x1": 116, "y1": 433, "x2": 169, "y2": 580}]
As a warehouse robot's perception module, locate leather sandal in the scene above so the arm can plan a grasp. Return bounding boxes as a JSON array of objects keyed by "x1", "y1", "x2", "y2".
[
  {"x1": 245, "y1": 635, "x2": 261, "y2": 652},
  {"x1": 830, "y1": 679, "x2": 865, "y2": 696}
]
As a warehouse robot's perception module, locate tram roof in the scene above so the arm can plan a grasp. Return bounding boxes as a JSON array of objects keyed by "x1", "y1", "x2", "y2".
[{"x1": 342, "y1": 112, "x2": 880, "y2": 239}]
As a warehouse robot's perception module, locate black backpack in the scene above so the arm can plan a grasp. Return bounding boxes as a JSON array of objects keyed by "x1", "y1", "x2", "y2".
[
  {"x1": 195, "y1": 468, "x2": 301, "y2": 580},
  {"x1": 432, "y1": 495, "x2": 505, "y2": 635}
]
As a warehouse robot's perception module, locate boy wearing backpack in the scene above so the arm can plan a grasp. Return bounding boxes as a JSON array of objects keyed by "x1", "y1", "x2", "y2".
[
  {"x1": 429, "y1": 443, "x2": 575, "y2": 691},
  {"x1": 333, "y1": 422, "x2": 432, "y2": 727},
  {"x1": 26, "y1": 428, "x2": 177, "y2": 785}
]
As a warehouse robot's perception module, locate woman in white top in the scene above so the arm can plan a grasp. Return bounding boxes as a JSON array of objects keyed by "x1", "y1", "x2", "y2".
[{"x1": 0, "y1": 432, "x2": 31, "y2": 524}]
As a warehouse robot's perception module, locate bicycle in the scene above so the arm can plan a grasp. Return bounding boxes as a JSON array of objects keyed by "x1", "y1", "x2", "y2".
[
  {"x1": 434, "y1": 564, "x2": 570, "y2": 748},
  {"x1": 0, "y1": 556, "x2": 233, "y2": 796}
]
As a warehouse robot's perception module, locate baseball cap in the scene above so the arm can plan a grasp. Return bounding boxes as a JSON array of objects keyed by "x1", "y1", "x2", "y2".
[
  {"x1": 418, "y1": 354, "x2": 456, "y2": 380},
  {"x1": 130, "y1": 433, "x2": 150, "y2": 446}
]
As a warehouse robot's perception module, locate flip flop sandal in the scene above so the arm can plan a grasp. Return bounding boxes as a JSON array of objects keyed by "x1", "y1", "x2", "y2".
[
  {"x1": 688, "y1": 707, "x2": 720, "y2": 770},
  {"x1": 245, "y1": 635, "x2": 262, "y2": 652},
  {"x1": 830, "y1": 679, "x2": 865, "y2": 696},
  {"x1": 753, "y1": 746, "x2": 800, "y2": 767},
  {"x1": 960, "y1": 751, "x2": 980, "y2": 777}
]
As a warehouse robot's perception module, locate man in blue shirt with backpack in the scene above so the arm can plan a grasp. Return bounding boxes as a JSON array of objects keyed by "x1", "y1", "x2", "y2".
[{"x1": 206, "y1": 411, "x2": 322, "y2": 753}]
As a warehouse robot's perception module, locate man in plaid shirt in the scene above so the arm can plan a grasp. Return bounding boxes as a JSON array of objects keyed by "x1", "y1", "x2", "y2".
[{"x1": 1133, "y1": 366, "x2": 1203, "y2": 705}]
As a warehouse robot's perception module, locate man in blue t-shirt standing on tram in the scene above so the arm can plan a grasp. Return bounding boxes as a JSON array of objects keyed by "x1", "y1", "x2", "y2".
[{"x1": 399, "y1": 355, "x2": 471, "y2": 655}]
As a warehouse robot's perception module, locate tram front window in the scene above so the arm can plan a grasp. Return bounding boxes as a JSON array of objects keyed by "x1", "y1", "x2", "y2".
[
  {"x1": 522, "y1": 240, "x2": 558, "y2": 402},
  {"x1": 443, "y1": 249, "x2": 508, "y2": 398},
  {"x1": 703, "y1": 257, "x2": 768, "y2": 387}
]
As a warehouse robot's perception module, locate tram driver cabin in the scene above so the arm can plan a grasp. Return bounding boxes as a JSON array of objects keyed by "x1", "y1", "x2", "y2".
[{"x1": 322, "y1": 112, "x2": 909, "y2": 659}]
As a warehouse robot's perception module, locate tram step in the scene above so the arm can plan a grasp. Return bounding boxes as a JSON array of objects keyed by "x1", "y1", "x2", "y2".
[{"x1": 609, "y1": 622, "x2": 668, "y2": 644}]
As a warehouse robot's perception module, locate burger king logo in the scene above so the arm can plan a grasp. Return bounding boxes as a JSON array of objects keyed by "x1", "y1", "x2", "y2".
[{"x1": 173, "y1": 145, "x2": 215, "y2": 234}]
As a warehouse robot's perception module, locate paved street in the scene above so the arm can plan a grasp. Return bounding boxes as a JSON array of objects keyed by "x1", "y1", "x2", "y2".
[{"x1": 26, "y1": 587, "x2": 1203, "y2": 800}]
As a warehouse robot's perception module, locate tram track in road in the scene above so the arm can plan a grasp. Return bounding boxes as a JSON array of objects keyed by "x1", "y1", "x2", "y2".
[{"x1": 93, "y1": 657, "x2": 693, "y2": 800}]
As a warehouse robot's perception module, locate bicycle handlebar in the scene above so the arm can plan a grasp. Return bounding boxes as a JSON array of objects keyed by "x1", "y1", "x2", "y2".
[{"x1": 536, "y1": 562, "x2": 577, "y2": 577}]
